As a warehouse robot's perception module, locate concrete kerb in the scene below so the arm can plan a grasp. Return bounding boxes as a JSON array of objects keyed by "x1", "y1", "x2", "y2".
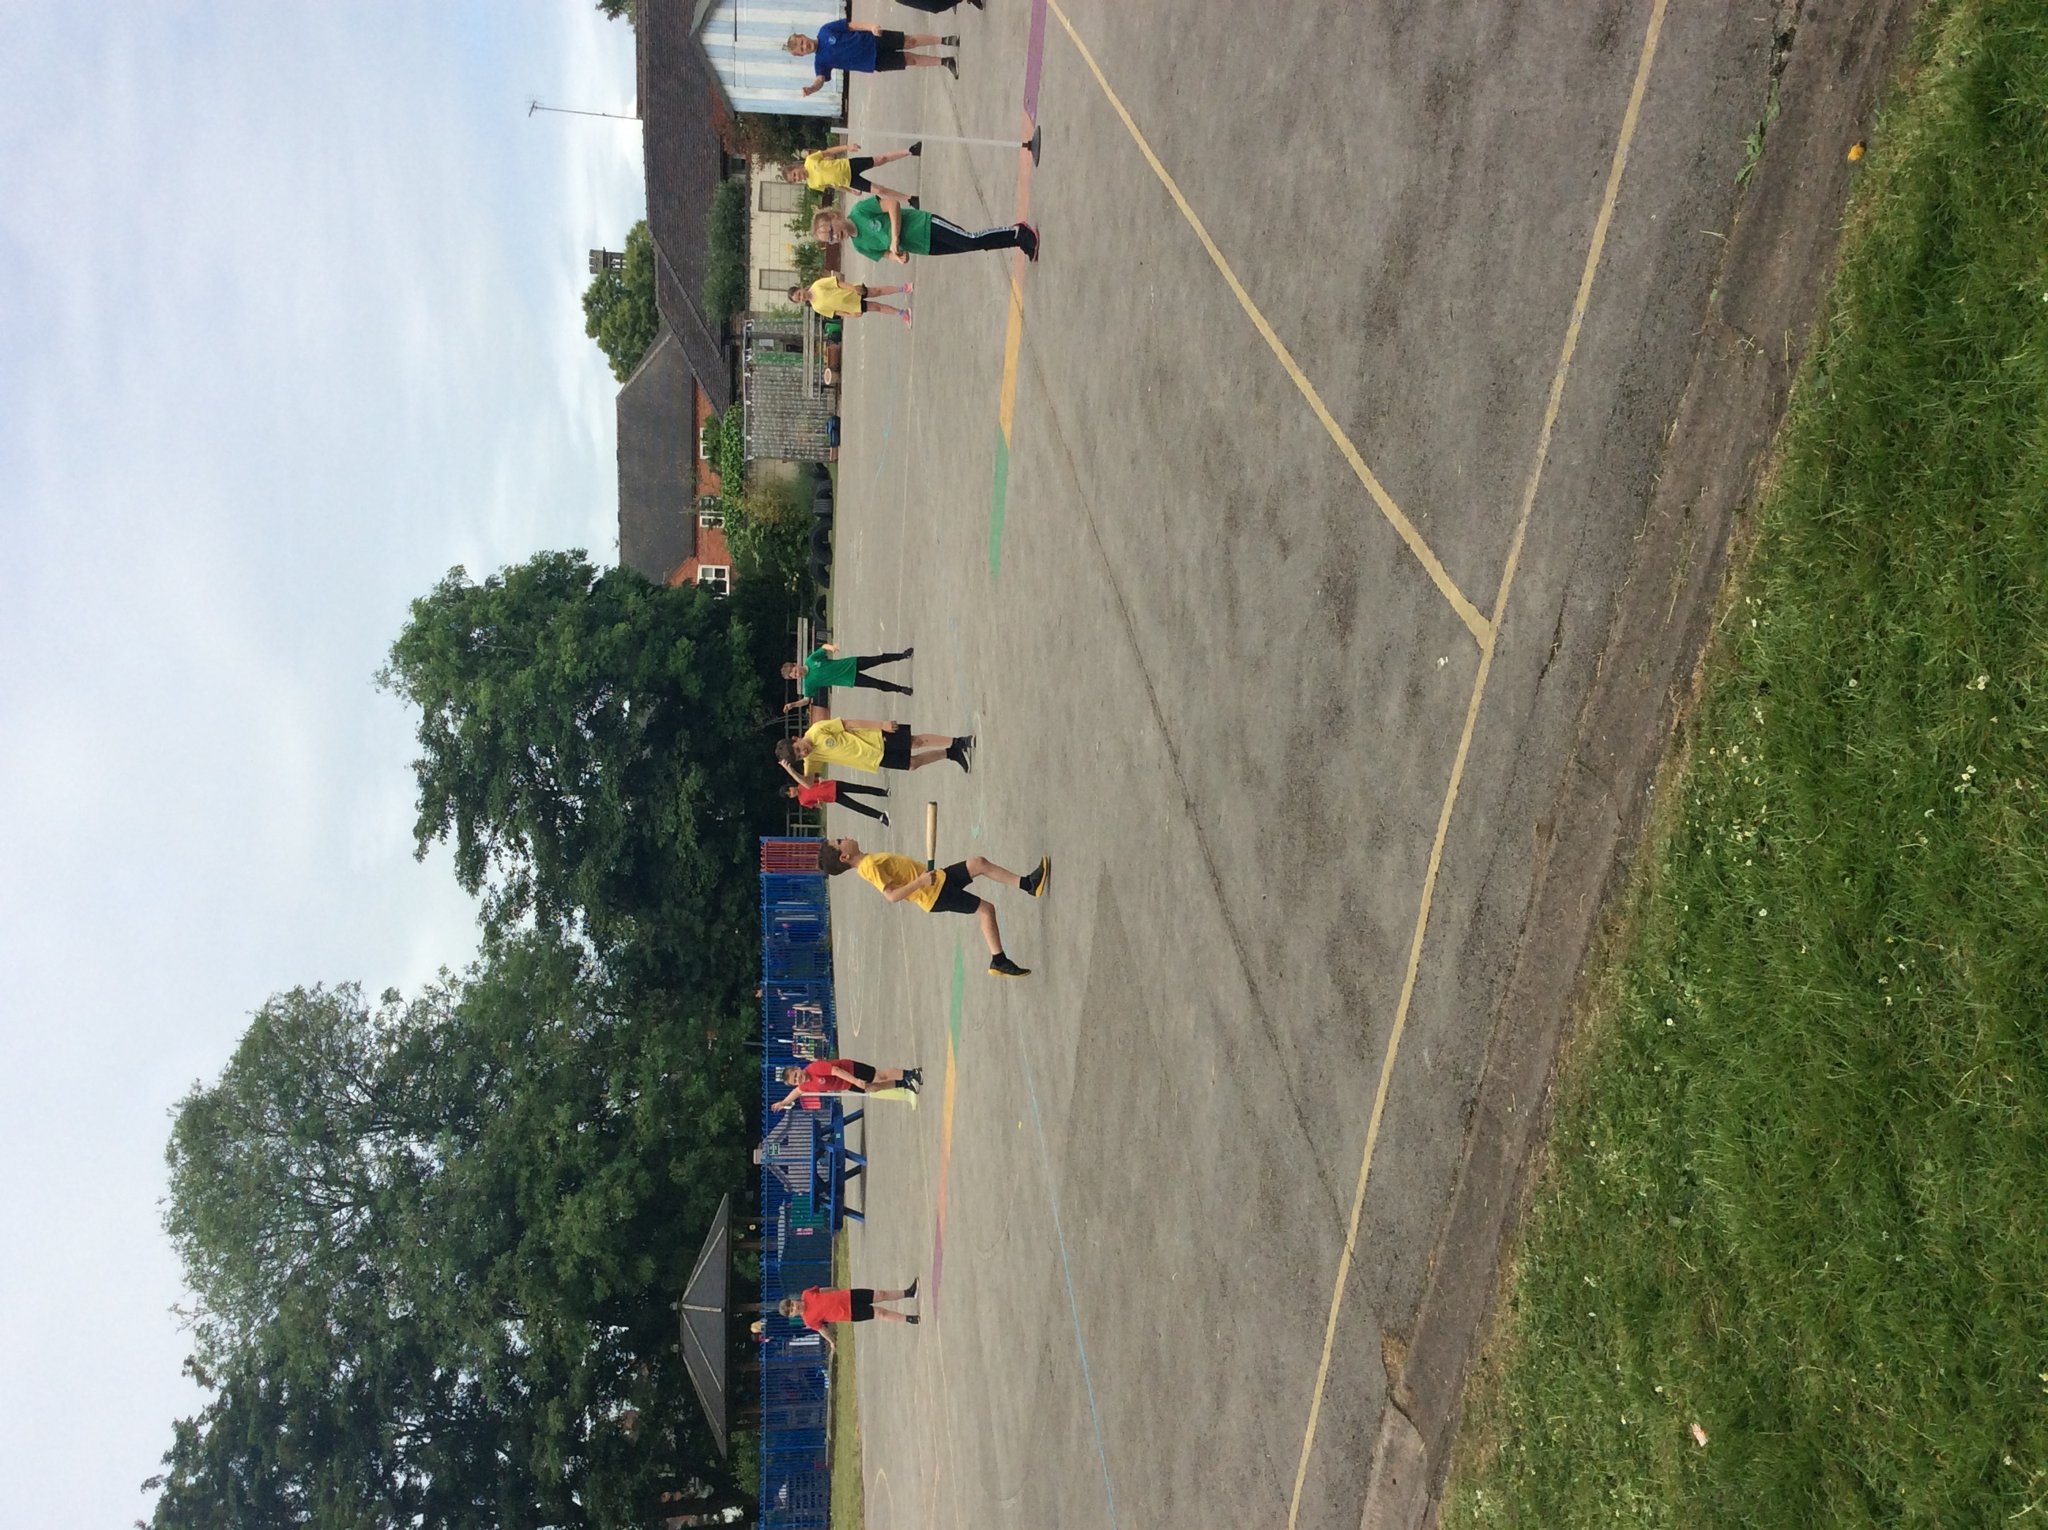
[{"x1": 1360, "y1": 1, "x2": 1926, "y2": 1523}]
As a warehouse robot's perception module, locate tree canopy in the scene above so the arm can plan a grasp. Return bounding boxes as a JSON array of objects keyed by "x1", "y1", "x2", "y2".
[
  {"x1": 377, "y1": 551, "x2": 787, "y2": 992},
  {"x1": 147, "y1": 551, "x2": 799, "y2": 1526},
  {"x1": 583, "y1": 221, "x2": 660, "y2": 382},
  {"x1": 154, "y1": 938, "x2": 753, "y2": 1529}
]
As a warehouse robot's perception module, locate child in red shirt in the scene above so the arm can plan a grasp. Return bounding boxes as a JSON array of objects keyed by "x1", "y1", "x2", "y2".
[
  {"x1": 776, "y1": 758, "x2": 889, "y2": 825},
  {"x1": 770, "y1": 1056, "x2": 922, "y2": 1112},
  {"x1": 779, "y1": 1279, "x2": 920, "y2": 1354}
]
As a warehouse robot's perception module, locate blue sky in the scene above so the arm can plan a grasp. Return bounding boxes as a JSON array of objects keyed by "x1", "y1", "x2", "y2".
[{"x1": 0, "y1": 7, "x2": 645, "y2": 1522}]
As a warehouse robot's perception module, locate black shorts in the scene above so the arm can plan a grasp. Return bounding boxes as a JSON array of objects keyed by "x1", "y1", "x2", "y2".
[
  {"x1": 848, "y1": 1288, "x2": 876, "y2": 1320},
  {"x1": 929, "y1": 860, "x2": 982, "y2": 916},
  {"x1": 879, "y1": 728, "x2": 912, "y2": 770},
  {"x1": 846, "y1": 155, "x2": 876, "y2": 191},
  {"x1": 872, "y1": 30, "x2": 907, "y2": 69},
  {"x1": 845, "y1": 1060, "x2": 877, "y2": 1085}
]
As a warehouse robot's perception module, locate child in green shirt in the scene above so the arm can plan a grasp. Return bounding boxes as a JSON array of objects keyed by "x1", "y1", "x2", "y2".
[
  {"x1": 780, "y1": 643, "x2": 914, "y2": 708},
  {"x1": 813, "y1": 195, "x2": 1038, "y2": 265}
]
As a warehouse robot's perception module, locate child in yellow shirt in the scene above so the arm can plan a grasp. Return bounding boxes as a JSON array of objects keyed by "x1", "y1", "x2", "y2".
[
  {"x1": 789, "y1": 273, "x2": 912, "y2": 328},
  {"x1": 777, "y1": 718, "x2": 969, "y2": 776},
  {"x1": 780, "y1": 141, "x2": 921, "y2": 197},
  {"x1": 819, "y1": 835, "x2": 1048, "y2": 979}
]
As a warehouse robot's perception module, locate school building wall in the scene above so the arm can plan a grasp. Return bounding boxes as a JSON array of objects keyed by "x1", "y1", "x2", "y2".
[{"x1": 749, "y1": 160, "x2": 809, "y2": 317}]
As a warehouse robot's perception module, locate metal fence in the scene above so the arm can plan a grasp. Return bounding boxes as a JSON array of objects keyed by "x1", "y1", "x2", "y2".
[{"x1": 755, "y1": 838, "x2": 835, "y2": 1530}]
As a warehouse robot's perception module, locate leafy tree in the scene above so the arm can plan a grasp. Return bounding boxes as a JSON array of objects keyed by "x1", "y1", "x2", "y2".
[
  {"x1": 163, "y1": 982, "x2": 463, "y2": 1358},
  {"x1": 583, "y1": 221, "x2": 660, "y2": 382},
  {"x1": 594, "y1": 0, "x2": 631, "y2": 18},
  {"x1": 154, "y1": 933, "x2": 753, "y2": 1529},
  {"x1": 378, "y1": 551, "x2": 779, "y2": 998}
]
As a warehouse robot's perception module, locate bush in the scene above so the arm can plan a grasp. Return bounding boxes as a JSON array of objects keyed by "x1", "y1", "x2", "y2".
[
  {"x1": 792, "y1": 239, "x2": 827, "y2": 286},
  {"x1": 787, "y1": 186, "x2": 827, "y2": 237},
  {"x1": 724, "y1": 479, "x2": 811, "y2": 591},
  {"x1": 712, "y1": 106, "x2": 832, "y2": 164},
  {"x1": 702, "y1": 179, "x2": 749, "y2": 329},
  {"x1": 713, "y1": 407, "x2": 746, "y2": 504},
  {"x1": 704, "y1": 409, "x2": 810, "y2": 591}
]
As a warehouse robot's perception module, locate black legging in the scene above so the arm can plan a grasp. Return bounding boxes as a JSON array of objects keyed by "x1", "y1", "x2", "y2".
[
  {"x1": 833, "y1": 781, "x2": 890, "y2": 822},
  {"x1": 851, "y1": 649, "x2": 913, "y2": 694},
  {"x1": 924, "y1": 215, "x2": 1028, "y2": 255},
  {"x1": 894, "y1": 0, "x2": 962, "y2": 9}
]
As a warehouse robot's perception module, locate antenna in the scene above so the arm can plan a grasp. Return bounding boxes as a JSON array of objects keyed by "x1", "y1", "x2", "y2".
[{"x1": 527, "y1": 98, "x2": 638, "y2": 122}]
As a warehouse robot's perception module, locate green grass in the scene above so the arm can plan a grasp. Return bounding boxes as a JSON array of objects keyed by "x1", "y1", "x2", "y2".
[
  {"x1": 1444, "y1": 3, "x2": 2048, "y2": 1525},
  {"x1": 829, "y1": 1233, "x2": 864, "y2": 1529}
]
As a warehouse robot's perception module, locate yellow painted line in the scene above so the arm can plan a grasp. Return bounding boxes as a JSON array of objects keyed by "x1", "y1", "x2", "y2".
[
  {"x1": 998, "y1": 274, "x2": 1026, "y2": 440},
  {"x1": 1047, "y1": 0, "x2": 1488, "y2": 647},
  {"x1": 1489, "y1": 5, "x2": 1669, "y2": 632},
  {"x1": 1283, "y1": 0, "x2": 1671, "y2": 1522}
]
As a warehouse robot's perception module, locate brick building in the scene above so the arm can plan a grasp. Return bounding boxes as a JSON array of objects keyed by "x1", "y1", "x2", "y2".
[
  {"x1": 615, "y1": 0, "x2": 742, "y2": 590},
  {"x1": 616, "y1": 331, "x2": 732, "y2": 592}
]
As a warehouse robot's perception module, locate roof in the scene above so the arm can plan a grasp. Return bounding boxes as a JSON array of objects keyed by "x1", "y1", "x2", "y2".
[
  {"x1": 636, "y1": 0, "x2": 735, "y2": 411},
  {"x1": 615, "y1": 328, "x2": 702, "y2": 583},
  {"x1": 676, "y1": 1193, "x2": 732, "y2": 1457}
]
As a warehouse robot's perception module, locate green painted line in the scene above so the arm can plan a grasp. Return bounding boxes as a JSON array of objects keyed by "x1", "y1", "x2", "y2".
[
  {"x1": 949, "y1": 940, "x2": 966, "y2": 1049},
  {"x1": 989, "y1": 428, "x2": 1010, "y2": 579}
]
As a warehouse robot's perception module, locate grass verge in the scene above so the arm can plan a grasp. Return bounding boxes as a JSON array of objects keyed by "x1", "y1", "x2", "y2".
[
  {"x1": 829, "y1": 1232, "x2": 864, "y2": 1529},
  {"x1": 1444, "y1": 3, "x2": 2048, "y2": 1524}
]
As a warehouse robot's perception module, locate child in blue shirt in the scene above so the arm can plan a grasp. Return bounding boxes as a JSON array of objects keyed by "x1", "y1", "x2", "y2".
[{"x1": 790, "y1": 20, "x2": 957, "y2": 96}]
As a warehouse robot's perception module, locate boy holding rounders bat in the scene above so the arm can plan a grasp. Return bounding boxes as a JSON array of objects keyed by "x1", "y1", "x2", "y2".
[{"x1": 818, "y1": 829, "x2": 1048, "y2": 979}]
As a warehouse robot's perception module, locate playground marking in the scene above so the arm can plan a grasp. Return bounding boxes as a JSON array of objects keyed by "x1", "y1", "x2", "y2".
[
  {"x1": 987, "y1": 0, "x2": 1048, "y2": 578},
  {"x1": 928, "y1": 941, "x2": 968, "y2": 1311},
  {"x1": 1284, "y1": 0, "x2": 1671, "y2": 1520},
  {"x1": 1045, "y1": 0, "x2": 1487, "y2": 647}
]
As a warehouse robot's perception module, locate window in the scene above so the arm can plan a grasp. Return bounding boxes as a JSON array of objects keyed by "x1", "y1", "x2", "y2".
[
  {"x1": 698, "y1": 494, "x2": 724, "y2": 529},
  {"x1": 699, "y1": 423, "x2": 712, "y2": 460},
  {"x1": 758, "y1": 180, "x2": 804, "y2": 215},
  {"x1": 696, "y1": 565, "x2": 730, "y2": 596},
  {"x1": 759, "y1": 268, "x2": 799, "y2": 297}
]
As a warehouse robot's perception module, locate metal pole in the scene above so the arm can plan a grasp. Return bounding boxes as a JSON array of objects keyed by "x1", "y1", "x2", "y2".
[
  {"x1": 528, "y1": 99, "x2": 639, "y2": 122},
  {"x1": 832, "y1": 124, "x2": 1042, "y2": 163}
]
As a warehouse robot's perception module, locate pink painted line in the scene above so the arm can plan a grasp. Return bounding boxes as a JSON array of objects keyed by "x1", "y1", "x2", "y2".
[{"x1": 1022, "y1": 0, "x2": 1048, "y2": 119}]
